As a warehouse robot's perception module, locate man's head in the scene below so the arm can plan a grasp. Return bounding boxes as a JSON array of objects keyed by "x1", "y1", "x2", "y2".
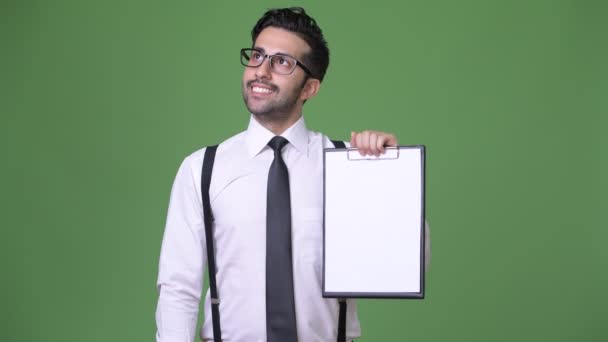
[
  {"x1": 241, "y1": 7, "x2": 329, "y2": 128},
  {"x1": 251, "y1": 7, "x2": 330, "y2": 82}
]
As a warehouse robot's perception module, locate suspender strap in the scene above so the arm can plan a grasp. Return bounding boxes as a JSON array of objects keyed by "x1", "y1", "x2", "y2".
[
  {"x1": 331, "y1": 139, "x2": 346, "y2": 149},
  {"x1": 337, "y1": 298, "x2": 347, "y2": 342},
  {"x1": 331, "y1": 139, "x2": 348, "y2": 342},
  {"x1": 202, "y1": 145, "x2": 222, "y2": 342}
]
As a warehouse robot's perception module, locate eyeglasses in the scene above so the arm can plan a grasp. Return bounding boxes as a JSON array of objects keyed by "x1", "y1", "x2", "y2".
[{"x1": 240, "y1": 48, "x2": 312, "y2": 76}]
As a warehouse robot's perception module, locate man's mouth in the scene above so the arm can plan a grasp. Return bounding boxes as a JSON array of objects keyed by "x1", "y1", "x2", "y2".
[
  {"x1": 252, "y1": 86, "x2": 273, "y2": 94},
  {"x1": 248, "y1": 80, "x2": 277, "y2": 96}
]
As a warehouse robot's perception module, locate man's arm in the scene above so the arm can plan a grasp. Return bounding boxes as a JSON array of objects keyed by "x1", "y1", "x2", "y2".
[{"x1": 156, "y1": 155, "x2": 206, "y2": 342}]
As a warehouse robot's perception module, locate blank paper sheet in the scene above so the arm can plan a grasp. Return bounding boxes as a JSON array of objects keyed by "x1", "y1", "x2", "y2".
[{"x1": 323, "y1": 146, "x2": 425, "y2": 298}]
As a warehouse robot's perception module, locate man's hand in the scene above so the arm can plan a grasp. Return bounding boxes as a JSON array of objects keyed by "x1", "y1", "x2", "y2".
[{"x1": 350, "y1": 130, "x2": 398, "y2": 156}]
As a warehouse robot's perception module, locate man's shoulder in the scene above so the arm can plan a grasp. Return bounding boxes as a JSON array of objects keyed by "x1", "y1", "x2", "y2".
[
  {"x1": 309, "y1": 130, "x2": 347, "y2": 148},
  {"x1": 181, "y1": 130, "x2": 247, "y2": 164}
]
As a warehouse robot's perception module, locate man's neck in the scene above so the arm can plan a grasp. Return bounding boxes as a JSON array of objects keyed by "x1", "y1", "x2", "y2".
[{"x1": 253, "y1": 113, "x2": 302, "y2": 136}]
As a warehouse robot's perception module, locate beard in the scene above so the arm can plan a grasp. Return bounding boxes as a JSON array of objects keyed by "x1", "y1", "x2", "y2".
[{"x1": 242, "y1": 78, "x2": 306, "y2": 122}]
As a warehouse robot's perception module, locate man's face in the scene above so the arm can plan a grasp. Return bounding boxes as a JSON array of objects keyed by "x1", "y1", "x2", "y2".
[{"x1": 242, "y1": 27, "x2": 311, "y2": 122}]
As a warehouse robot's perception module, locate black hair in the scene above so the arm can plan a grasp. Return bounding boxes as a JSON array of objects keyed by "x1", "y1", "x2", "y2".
[{"x1": 251, "y1": 7, "x2": 330, "y2": 82}]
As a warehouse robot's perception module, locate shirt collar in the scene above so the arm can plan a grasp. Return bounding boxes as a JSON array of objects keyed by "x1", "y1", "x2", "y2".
[{"x1": 245, "y1": 115, "x2": 309, "y2": 158}]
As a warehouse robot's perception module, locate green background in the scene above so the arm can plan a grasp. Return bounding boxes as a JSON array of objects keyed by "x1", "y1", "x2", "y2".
[{"x1": 2, "y1": 0, "x2": 607, "y2": 341}]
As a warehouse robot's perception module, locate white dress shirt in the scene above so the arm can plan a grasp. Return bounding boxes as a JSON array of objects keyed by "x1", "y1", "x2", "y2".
[{"x1": 156, "y1": 115, "x2": 361, "y2": 342}]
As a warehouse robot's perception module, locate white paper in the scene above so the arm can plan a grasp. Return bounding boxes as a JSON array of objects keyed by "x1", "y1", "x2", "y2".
[{"x1": 324, "y1": 146, "x2": 424, "y2": 296}]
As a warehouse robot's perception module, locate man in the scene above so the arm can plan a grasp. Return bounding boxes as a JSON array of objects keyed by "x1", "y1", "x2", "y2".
[{"x1": 155, "y1": 7, "x2": 399, "y2": 342}]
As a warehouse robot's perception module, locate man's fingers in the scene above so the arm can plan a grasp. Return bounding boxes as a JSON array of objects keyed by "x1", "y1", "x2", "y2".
[
  {"x1": 386, "y1": 133, "x2": 398, "y2": 146},
  {"x1": 350, "y1": 131, "x2": 398, "y2": 156},
  {"x1": 369, "y1": 133, "x2": 379, "y2": 156},
  {"x1": 356, "y1": 131, "x2": 368, "y2": 155},
  {"x1": 376, "y1": 134, "x2": 386, "y2": 155}
]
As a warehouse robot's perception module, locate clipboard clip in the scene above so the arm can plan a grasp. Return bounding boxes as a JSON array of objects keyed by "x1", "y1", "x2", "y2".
[{"x1": 346, "y1": 147, "x2": 400, "y2": 161}]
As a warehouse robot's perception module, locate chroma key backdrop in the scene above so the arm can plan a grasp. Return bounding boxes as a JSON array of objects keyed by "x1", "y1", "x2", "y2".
[{"x1": 1, "y1": 1, "x2": 606, "y2": 341}]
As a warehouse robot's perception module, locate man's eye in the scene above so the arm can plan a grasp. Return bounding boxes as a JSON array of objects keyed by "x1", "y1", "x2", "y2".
[{"x1": 253, "y1": 52, "x2": 263, "y2": 60}]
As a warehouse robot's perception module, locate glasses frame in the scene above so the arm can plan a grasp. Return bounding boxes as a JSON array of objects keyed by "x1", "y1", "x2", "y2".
[{"x1": 240, "y1": 48, "x2": 313, "y2": 77}]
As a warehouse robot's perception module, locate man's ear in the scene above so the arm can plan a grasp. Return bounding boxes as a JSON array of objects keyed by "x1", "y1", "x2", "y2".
[{"x1": 299, "y1": 78, "x2": 321, "y2": 101}]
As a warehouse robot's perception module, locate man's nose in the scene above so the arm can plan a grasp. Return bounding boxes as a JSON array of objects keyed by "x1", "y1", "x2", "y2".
[{"x1": 255, "y1": 57, "x2": 272, "y2": 79}]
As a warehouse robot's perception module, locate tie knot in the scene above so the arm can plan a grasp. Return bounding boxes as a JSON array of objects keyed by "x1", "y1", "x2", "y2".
[{"x1": 268, "y1": 136, "x2": 289, "y2": 153}]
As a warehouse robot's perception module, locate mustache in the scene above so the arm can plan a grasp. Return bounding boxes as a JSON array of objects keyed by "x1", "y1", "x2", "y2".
[{"x1": 246, "y1": 79, "x2": 279, "y2": 92}]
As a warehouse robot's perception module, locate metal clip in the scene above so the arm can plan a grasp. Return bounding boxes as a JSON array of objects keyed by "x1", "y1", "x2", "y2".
[{"x1": 346, "y1": 146, "x2": 400, "y2": 161}]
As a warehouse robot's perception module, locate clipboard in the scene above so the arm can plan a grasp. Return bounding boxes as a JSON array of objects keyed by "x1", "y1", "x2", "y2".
[{"x1": 323, "y1": 145, "x2": 425, "y2": 298}]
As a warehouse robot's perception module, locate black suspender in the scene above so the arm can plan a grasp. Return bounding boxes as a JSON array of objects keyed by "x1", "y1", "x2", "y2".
[
  {"x1": 201, "y1": 140, "x2": 348, "y2": 342},
  {"x1": 201, "y1": 145, "x2": 221, "y2": 342},
  {"x1": 330, "y1": 139, "x2": 347, "y2": 342},
  {"x1": 331, "y1": 140, "x2": 346, "y2": 149}
]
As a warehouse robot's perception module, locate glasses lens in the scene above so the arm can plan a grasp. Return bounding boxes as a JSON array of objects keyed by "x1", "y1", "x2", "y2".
[
  {"x1": 242, "y1": 49, "x2": 264, "y2": 67},
  {"x1": 270, "y1": 55, "x2": 297, "y2": 75}
]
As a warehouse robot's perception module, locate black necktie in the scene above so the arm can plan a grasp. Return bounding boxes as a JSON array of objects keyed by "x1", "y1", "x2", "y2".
[{"x1": 266, "y1": 136, "x2": 298, "y2": 342}]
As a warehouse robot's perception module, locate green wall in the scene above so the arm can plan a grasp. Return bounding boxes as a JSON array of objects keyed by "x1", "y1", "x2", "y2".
[{"x1": 2, "y1": 0, "x2": 606, "y2": 341}]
